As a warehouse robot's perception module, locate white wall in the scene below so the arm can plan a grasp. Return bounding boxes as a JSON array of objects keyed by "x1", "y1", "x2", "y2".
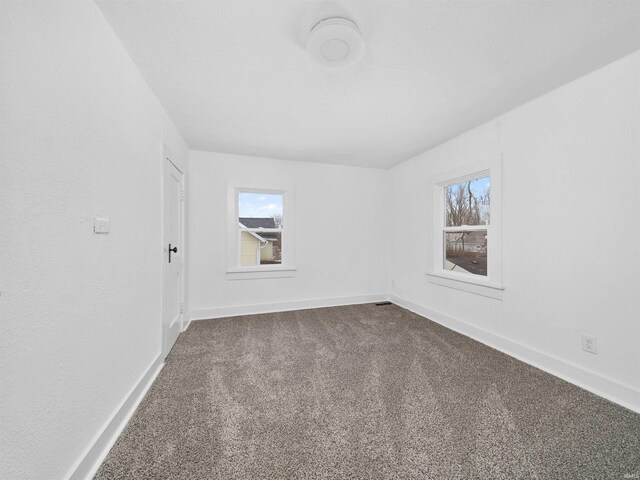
[
  {"x1": 389, "y1": 50, "x2": 640, "y2": 411},
  {"x1": 187, "y1": 151, "x2": 388, "y2": 319},
  {"x1": 0, "y1": 2, "x2": 187, "y2": 479}
]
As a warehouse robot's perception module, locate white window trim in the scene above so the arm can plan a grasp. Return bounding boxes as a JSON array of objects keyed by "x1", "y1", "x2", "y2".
[
  {"x1": 426, "y1": 156, "x2": 504, "y2": 299},
  {"x1": 226, "y1": 182, "x2": 296, "y2": 280}
]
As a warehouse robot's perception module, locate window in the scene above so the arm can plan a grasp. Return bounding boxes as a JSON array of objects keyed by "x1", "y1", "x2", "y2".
[
  {"x1": 226, "y1": 184, "x2": 295, "y2": 280},
  {"x1": 427, "y1": 160, "x2": 503, "y2": 299},
  {"x1": 238, "y1": 192, "x2": 283, "y2": 267},
  {"x1": 443, "y1": 176, "x2": 489, "y2": 276}
]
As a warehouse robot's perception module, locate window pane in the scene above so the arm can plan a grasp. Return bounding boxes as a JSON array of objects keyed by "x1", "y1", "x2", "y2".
[
  {"x1": 240, "y1": 231, "x2": 282, "y2": 266},
  {"x1": 238, "y1": 192, "x2": 283, "y2": 224},
  {"x1": 444, "y1": 230, "x2": 487, "y2": 276},
  {"x1": 238, "y1": 191, "x2": 284, "y2": 267},
  {"x1": 445, "y1": 176, "x2": 490, "y2": 227}
]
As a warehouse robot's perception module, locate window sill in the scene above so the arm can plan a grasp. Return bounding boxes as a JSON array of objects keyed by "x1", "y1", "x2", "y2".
[
  {"x1": 226, "y1": 266, "x2": 297, "y2": 280},
  {"x1": 425, "y1": 271, "x2": 504, "y2": 300}
]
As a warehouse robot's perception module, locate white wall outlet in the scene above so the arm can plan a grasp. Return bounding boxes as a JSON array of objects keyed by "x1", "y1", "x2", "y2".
[
  {"x1": 94, "y1": 217, "x2": 110, "y2": 234},
  {"x1": 581, "y1": 334, "x2": 598, "y2": 354}
]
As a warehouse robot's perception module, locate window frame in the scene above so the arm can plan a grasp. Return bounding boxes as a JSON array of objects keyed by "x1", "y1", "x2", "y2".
[
  {"x1": 426, "y1": 158, "x2": 504, "y2": 299},
  {"x1": 226, "y1": 183, "x2": 296, "y2": 280}
]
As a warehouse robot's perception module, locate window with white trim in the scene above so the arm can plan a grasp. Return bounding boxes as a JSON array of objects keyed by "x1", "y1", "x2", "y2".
[
  {"x1": 443, "y1": 175, "x2": 490, "y2": 276},
  {"x1": 226, "y1": 184, "x2": 295, "y2": 279},
  {"x1": 237, "y1": 191, "x2": 284, "y2": 266},
  {"x1": 428, "y1": 160, "x2": 503, "y2": 298}
]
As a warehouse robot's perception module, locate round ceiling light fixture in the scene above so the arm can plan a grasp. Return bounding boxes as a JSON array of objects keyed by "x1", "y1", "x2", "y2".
[{"x1": 306, "y1": 17, "x2": 364, "y2": 68}]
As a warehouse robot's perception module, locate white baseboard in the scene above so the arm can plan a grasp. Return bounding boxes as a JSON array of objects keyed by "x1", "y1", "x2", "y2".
[
  {"x1": 189, "y1": 293, "x2": 389, "y2": 321},
  {"x1": 183, "y1": 317, "x2": 192, "y2": 332},
  {"x1": 390, "y1": 294, "x2": 640, "y2": 414},
  {"x1": 66, "y1": 355, "x2": 164, "y2": 480}
]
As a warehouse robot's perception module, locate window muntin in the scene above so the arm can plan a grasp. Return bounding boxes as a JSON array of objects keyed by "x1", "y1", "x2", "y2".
[
  {"x1": 442, "y1": 174, "x2": 490, "y2": 277},
  {"x1": 237, "y1": 191, "x2": 284, "y2": 267}
]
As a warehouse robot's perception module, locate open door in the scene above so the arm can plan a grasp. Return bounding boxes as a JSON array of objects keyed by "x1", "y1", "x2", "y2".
[{"x1": 163, "y1": 155, "x2": 184, "y2": 358}]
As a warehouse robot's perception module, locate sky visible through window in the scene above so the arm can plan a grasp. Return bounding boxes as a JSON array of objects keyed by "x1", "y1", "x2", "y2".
[
  {"x1": 445, "y1": 175, "x2": 490, "y2": 227},
  {"x1": 238, "y1": 192, "x2": 283, "y2": 218},
  {"x1": 456, "y1": 176, "x2": 490, "y2": 198}
]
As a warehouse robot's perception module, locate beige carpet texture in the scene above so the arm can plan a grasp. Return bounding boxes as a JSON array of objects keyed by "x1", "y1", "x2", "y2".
[{"x1": 95, "y1": 303, "x2": 640, "y2": 479}]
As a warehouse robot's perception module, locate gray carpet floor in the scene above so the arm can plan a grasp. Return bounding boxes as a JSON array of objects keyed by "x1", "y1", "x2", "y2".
[{"x1": 95, "y1": 303, "x2": 640, "y2": 479}]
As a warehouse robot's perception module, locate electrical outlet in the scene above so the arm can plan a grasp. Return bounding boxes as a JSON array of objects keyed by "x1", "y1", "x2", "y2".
[
  {"x1": 581, "y1": 334, "x2": 598, "y2": 355},
  {"x1": 94, "y1": 217, "x2": 110, "y2": 234}
]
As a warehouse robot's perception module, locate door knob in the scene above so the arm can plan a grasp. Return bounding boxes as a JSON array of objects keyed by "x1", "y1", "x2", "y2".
[{"x1": 168, "y1": 244, "x2": 178, "y2": 263}]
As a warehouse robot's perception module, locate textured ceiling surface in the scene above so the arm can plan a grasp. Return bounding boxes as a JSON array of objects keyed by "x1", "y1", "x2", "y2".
[{"x1": 96, "y1": 0, "x2": 640, "y2": 168}]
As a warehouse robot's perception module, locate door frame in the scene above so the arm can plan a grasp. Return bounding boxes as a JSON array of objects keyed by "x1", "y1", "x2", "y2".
[{"x1": 161, "y1": 146, "x2": 186, "y2": 359}]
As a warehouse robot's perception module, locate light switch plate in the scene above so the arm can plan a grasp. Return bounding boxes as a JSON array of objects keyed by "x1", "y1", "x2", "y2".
[{"x1": 94, "y1": 217, "x2": 110, "y2": 234}]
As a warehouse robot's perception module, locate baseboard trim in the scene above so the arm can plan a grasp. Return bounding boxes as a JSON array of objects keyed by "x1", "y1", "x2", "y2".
[
  {"x1": 183, "y1": 317, "x2": 192, "y2": 332},
  {"x1": 190, "y1": 293, "x2": 389, "y2": 321},
  {"x1": 66, "y1": 355, "x2": 164, "y2": 480},
  {"x1": 390, "y1": 294, "x2": 640, "y2": 414}
]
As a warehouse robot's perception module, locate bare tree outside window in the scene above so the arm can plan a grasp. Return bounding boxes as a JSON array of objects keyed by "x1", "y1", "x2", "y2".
[
  {"x1": 445, "y1": 178, "x2": 490, "y2": 227},
  {"x1": 443, "y1": 176, "x2": 489, "y2": 276},
  {"x1": 271, "y1": 214, "x2": 283, "y2": 229}
]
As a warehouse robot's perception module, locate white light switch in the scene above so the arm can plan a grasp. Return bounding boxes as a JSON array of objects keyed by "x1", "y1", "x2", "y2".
[{"x1": 94, "y1": 217, "x2": 110, "y2": 234}]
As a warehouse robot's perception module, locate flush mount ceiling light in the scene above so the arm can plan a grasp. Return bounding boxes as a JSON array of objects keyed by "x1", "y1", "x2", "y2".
[{"x1": 306, "y1": 17, "x2": 364, "y2": 68}]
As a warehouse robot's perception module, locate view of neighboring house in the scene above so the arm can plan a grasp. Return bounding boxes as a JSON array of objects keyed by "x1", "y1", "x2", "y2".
[{"x1": 239, "y1": 217, "x2": 282, "y2": 266}]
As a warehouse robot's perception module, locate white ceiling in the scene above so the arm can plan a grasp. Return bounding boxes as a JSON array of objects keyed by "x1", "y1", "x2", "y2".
[{"x1": 96, "y1": 0, "x2": 640, "y2": 168}]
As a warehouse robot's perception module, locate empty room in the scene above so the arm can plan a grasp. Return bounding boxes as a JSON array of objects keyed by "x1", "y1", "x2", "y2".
[{"x1": 2, "y1": 0, "x2": 640, "y2": 478}]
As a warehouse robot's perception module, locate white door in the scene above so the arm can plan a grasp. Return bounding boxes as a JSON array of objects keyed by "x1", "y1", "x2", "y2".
[{"x1": 163, "y1": 157, "x2": 184, "y2": 358}]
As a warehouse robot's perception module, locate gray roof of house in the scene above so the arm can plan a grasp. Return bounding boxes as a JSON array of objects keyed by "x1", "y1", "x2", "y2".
[
  {"x1": 239, "y1": 217, "x2": 280, "y2": 241},
  {"x1": 239, "y1": 217, "x2": 276, "y2": 228}
]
